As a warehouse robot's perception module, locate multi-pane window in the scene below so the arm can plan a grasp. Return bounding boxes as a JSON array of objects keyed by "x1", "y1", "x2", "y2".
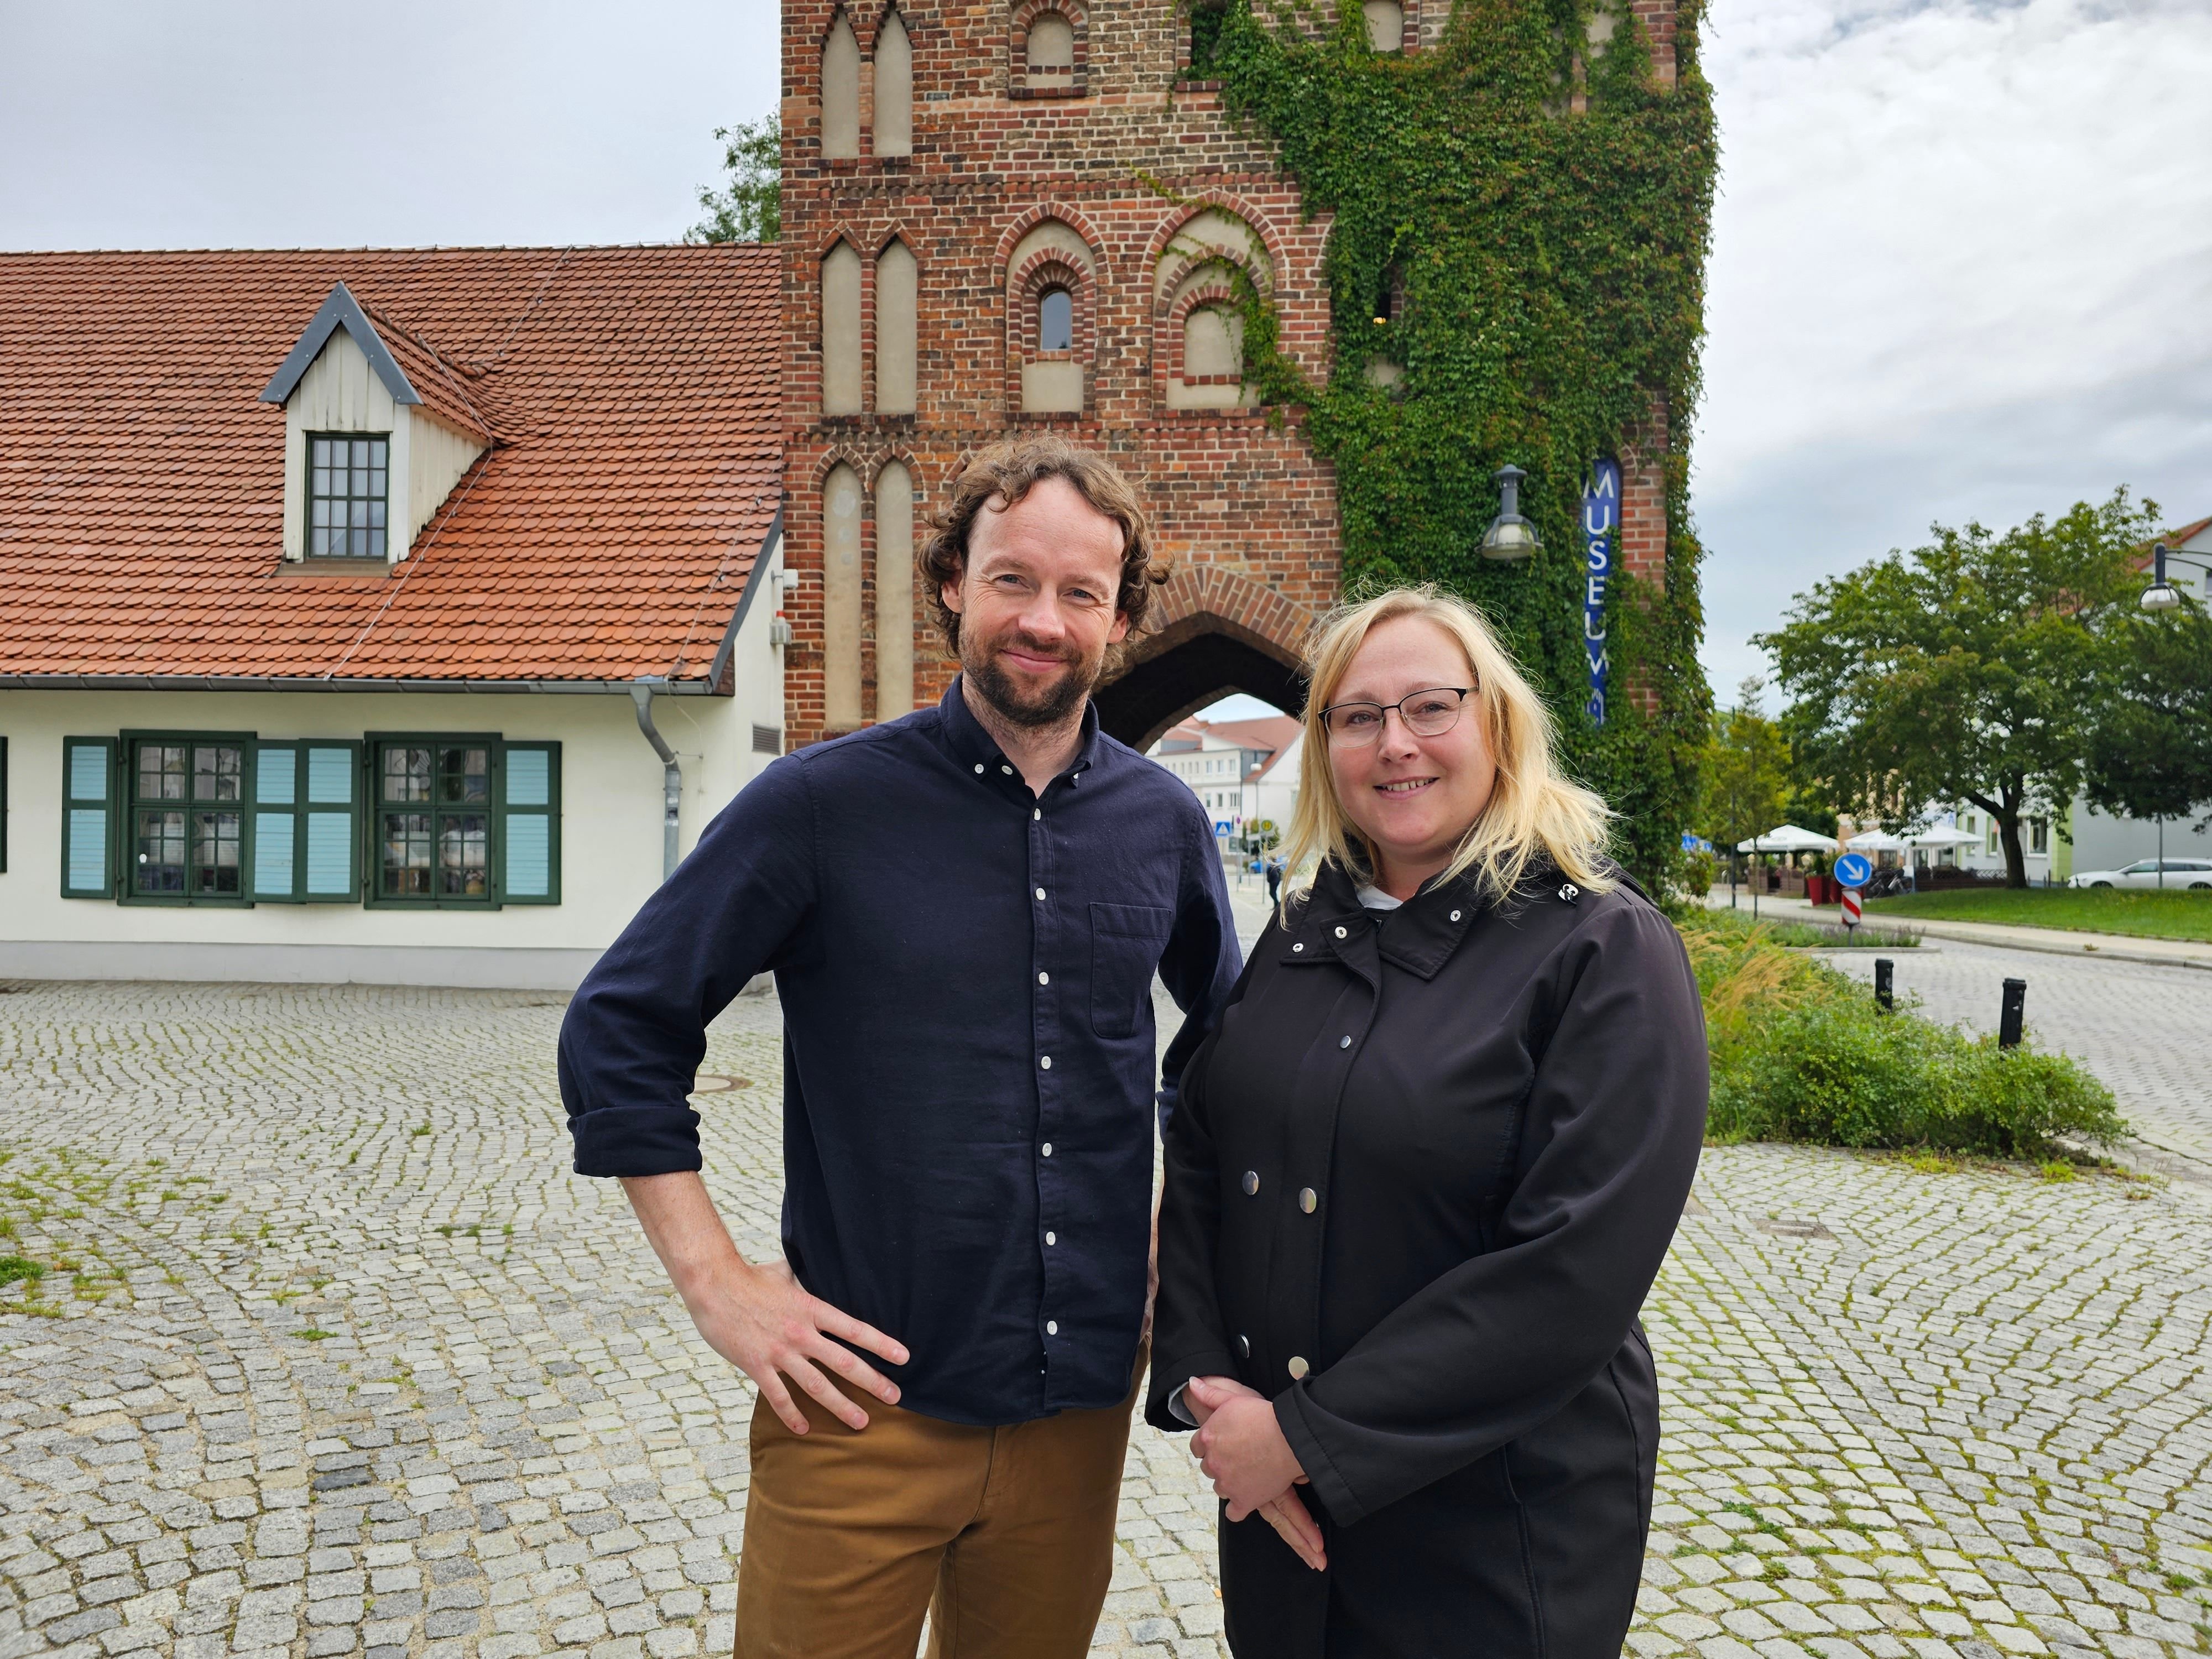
[
  {"x1": 130, "y1": 739, "x2": 246, "y2": 898},
  {"x1": 378, "y1": 741, "x2": 492, "y2": 902},
  {"x1": 309, "y1": 434, "x2": 389, "y2": 558}
]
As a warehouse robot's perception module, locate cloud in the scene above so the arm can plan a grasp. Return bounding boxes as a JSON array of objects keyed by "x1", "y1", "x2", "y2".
[
  {"x1": 0, "y1": 0, "x2": 781, "y2": 249},
  {"x1": 1694, "y1": 0, "x2": 2212, "y2": 691}
]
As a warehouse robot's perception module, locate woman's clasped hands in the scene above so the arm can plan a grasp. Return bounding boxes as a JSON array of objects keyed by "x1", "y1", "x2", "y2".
[{"x1": 1183, "y1": 1375, "x2": 1328, "y2": 1572}]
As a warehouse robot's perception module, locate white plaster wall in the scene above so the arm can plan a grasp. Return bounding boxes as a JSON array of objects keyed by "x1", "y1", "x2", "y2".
[
  {"x1": 2066, "y1": 797, "x2": 2212, "y2": 878},
  {"x1": 0, "y1": 665, "x2": 777, "y2": 985}
]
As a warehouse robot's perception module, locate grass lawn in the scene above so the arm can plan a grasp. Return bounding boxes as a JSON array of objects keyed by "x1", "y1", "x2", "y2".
[{"x1": 1863, "y1": 886, "x2": 2212, "y2": 942}]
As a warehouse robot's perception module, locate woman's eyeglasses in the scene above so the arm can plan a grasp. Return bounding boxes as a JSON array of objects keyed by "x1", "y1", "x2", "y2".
[{"x1": 1319, "y1": 687, "x2": 1473, "y2": 747}]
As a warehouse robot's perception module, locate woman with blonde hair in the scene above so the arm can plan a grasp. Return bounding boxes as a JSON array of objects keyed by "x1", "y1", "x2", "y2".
[{"x1": 1147, "y1": 586, "x2": 1708, "y2": 1657}]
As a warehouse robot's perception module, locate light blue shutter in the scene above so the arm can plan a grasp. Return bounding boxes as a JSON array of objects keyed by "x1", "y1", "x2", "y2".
[
  {"x1": 252, "y1": 745, "x2": 299, "y2": 900},
  {"x1": 61, "y1": 738, "x2": 118, "y2": 898},
  {"x1": 303, "y1": 743, "x2": 359, "y2": 899},
  {"x1": 499, "y1": 742, "x2": 560, "y2": 903}
]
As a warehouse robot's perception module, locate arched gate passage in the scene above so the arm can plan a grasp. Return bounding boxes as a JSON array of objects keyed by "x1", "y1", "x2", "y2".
[{"x1": 1092, "y1": 566, "x2": 1319, "y2": 750}]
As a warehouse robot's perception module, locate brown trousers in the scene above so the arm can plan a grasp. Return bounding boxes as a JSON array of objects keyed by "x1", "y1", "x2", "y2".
[{"x1": 733, "y1": 1353, "x2": 1144, "y2": 1659}]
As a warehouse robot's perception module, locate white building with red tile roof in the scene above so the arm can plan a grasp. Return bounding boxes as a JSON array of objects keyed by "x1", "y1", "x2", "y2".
[
  {"x1": 0, "y1": 246, "x2": 787, "y2": 988},
  {"x1": 1148, "y1": 713, "x2": 1303, "y2": 844}
]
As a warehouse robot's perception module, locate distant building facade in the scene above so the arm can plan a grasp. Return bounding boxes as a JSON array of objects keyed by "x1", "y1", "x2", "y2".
[{"x1": 1149, "y1": 713, "x2": 1301, "y2": 837}]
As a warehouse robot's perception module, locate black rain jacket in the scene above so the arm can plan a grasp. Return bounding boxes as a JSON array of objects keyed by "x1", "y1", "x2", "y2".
[{"x1": 1147, "y1": 858, "x2": 1708, "y2": 1657}]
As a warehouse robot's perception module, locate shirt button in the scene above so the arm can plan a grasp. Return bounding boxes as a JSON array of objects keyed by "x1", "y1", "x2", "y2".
[
  {"x1": 1238, "y1": 1334, "x2": 1252, "y2": 1358},
  {"x1": 1339, "y1": 1035, "x2": 1352, "y2": 1048},
  {"x1": 1451, "y1": 909, "x2": 1463, "y2": 922},
  {"x1": 1041, "y1": 1142, "x2": 1053, "y2": 1157},
  {"x1": 1035, "y1": 887, "x2": 1047, "y2": 901},
  {"x1": 1045, "y1": 1230, "x2": 1056, "y2": 1245},
  {"x1": 1047, "y1": 1320, "x2": 1058, "y2": 1335},
  {"x1": 1334, "y1": 926, "x2": 1348, "y2": 938},
  {"x1": 1292, "y1": 942, "x2": 1305, "y2": 953},
  {"x1": 1039, "y1": 971, "x2": 1050, "y2": 985},
  {"x1": 1040, "y1": 1055, "x2": 1052, "y2": 1070},
  {"x1": 1287, "y1": 1357, "x2": 1310, "y2": 1380},
  {"x1": 1298, "y1": 1187, "x2": 1318, "y2": 1213},
  {"x1": 1033, "y1": 808, "x2": 1041, "y2": 820},
  {"x1": 973, "y1": 763, "x2": 984, "y2": 774},
  {"x1": 1001, "y1": 764, "x2": 1014, "y2": 775},
  {"x1": 1241, "y1": 1171, "x2": 1259, "y2": 1196}
]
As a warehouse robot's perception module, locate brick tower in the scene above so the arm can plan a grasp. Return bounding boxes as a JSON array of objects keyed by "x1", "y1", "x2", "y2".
[{"x1": 777, "y1": 0, "x2": 1677, "y2": 750}]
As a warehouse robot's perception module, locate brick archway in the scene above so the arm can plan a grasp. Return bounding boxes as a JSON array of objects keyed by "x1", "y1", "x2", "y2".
[{"x1": 1093, "y1": 565, "x2": 1319, "y2": 750}]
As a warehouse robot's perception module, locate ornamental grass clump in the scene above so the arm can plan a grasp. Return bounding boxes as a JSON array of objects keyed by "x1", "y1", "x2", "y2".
[{"x1": 1676, "y1": 911, "x2": 2123, "y2": 1157}]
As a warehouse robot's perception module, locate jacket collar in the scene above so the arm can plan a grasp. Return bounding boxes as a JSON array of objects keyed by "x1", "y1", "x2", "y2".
[
  {"x1": 935, "y1": 676, "x2": 1102, "y2": 789},
  {"x1": 1275, "y1": 859, "x2": 1493, "y2": 982}
]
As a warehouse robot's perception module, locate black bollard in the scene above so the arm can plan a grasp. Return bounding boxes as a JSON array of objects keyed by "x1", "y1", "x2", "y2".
[
  {"x1": 1874, "y1": 958, "x2": 1893, "y2": 1013},
  {"x1": 1999, "y1": 978, "x2": 2026, "y2": 1049}
]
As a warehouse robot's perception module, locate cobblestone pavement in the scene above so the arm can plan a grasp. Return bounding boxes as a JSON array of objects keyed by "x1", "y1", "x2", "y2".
[
  {"x1": 1814, "y1": 942, "x2": 2212, "y2": 1168},
  {"x1": 2, "y1": 925, "x2": 2209, "y2": 1659}
]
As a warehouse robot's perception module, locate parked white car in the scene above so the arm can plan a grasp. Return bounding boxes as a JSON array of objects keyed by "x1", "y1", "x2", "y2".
[{"x1": 2068, "y1": 859, "x2": 2212, "y2": 889}]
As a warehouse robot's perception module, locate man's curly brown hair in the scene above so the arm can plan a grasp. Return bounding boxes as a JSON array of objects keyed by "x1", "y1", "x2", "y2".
[{"x1": 919, "y1": 435, "x2": 1160, "y2": 654}]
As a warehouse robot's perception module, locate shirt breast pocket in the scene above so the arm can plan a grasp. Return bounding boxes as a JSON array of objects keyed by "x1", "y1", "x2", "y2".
[{"x1": 1089, "y1": 902, "x2": 1175, "y2": 1040}]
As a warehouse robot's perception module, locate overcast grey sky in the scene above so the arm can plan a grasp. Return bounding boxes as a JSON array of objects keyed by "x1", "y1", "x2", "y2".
[{"x1": 3, "y1": 0, "x2": 2205, "y2": 707}]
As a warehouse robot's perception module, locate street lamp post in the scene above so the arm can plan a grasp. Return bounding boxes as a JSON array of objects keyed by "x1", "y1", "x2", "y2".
[
  {"x1": 2136, "y1": 540, "x2": 2212, "y2": 889},
  {"x1": 2140, "y1": 540, "x2": 2212, "y2": 613}
]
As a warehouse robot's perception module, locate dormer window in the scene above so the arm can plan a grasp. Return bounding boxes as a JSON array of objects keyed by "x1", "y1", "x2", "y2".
[{"x1": 309, "y1": 434, "x2": 390, "y2": 558}]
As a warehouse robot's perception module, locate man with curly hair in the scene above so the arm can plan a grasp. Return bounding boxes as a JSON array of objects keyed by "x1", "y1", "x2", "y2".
[{"x1": 560, "y1": 435, "x2": 1241, "y2": 1658}]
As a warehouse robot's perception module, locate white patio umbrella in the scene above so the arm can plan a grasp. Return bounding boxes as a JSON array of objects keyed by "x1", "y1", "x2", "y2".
[
  {"x1": 1844, "y1": 830, "x2": 1907, "y2": 852},
  {"x1": 1735, "y1": 823, "x2": 1839, "y2": 854},
  {"x1": 1904, "y1": 826, "x2": 1980, "y2": 849}
]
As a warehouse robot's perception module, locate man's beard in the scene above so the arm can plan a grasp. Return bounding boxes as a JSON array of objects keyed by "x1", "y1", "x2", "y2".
[{"x1": 961, "y1": 625, "x2": 1105, "y2": 730}]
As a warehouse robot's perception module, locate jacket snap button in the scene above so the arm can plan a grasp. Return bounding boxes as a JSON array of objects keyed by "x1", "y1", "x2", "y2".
[
  {"x1": 1450, "y1": 909, "x2": 1462, "y2": 922},
  {"x1": 1241, "y1": 1170, "x2": 1260, "y2": 1196},
  {"x1": 1287, "y1": 1356, "x2": 1310, "y2": 1380},
  {"x1": 1338, "y1": 1035, "x2": 1352, "y2": 1049},
  {"x1": 1292, "y1": 942, "x2": 1305, "y2": 952},
  {"x1": 1298, "y1": 1187, "x2": 1317, "y2": 1213},
  {"x1": 1238, "y1": 1334, "x2": 1251, "y2": 1358},
  {"x1": 1334, "y1": 925, "x2": 1348, "y2": 938}
]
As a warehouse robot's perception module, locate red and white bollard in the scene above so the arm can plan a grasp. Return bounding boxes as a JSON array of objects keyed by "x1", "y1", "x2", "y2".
[{"x1": 1841, "y1": 887, "x2": 1862, "y2": 930}]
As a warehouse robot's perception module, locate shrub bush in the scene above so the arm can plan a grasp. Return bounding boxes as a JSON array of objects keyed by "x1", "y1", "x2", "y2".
[{"x1": 1677, "y1": 910, "x2": 2124, "y2": 1156}]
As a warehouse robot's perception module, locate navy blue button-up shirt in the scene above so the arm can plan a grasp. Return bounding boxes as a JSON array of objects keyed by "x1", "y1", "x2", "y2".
[{"x1": 559, "y1": 681, "x2": 1242, "y2": 1426}]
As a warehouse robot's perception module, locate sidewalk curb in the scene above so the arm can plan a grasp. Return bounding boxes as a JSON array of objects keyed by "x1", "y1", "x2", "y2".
[{"x1": 1883, "y1": 917, "x2": 2212, "y2": 973}]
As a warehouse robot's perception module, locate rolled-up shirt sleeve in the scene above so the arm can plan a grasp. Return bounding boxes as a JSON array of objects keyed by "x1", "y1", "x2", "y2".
[
  {"x1": 1274, "y1": 904, "x2": 1708, "y2": 1524},
  {"x1": 558, "y1": 757, "x2": 818, "y2": 1177}
]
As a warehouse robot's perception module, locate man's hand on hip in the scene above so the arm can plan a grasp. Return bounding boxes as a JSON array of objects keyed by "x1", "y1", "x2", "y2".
[{"x1": 620, "y1": 1172, "x2": 909, "y2": 1434}]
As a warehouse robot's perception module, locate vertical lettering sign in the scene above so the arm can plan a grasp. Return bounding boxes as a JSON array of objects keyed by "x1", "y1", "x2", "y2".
[{"x1": 1582, "y1": 458, "x2": 1620, "y2": 724}]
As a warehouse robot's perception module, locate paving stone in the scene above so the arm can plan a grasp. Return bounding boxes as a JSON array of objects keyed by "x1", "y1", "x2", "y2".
[{"x1": 4, "y1": 891, "x2": 2210, "y2": 1658}]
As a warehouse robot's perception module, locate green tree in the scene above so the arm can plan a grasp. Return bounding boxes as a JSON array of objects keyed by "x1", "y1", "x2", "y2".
[
  {"x1": 2084, "y1": 604, "x2": 2212, "y2": 827},
  {"x1": 687, "y1": 113, "x2": 780, "y2": 244},
  {"x1": 1699, "y1": 677, "x2": 1791, "y2": 873},
  {"x1": 1758, "y1": 491, "x2": 2157, "y2": 888}
]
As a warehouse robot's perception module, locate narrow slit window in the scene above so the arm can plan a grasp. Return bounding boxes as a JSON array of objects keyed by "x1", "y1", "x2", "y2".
[
  {"x1": 308, "y1": 434, "x2": 389, "y2": 558},
  {"x1": 1038, "y1": 286, "x2": 1073, "y2": 352}
]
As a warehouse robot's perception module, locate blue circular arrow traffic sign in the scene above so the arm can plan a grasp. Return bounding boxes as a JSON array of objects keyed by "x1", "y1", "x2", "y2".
[{"x1": 1833, "y1": 852, "x2": 1873, "y2": 889}]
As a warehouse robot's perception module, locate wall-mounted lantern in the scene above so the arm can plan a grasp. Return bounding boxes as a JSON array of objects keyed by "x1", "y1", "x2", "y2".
[{"x1": 1479, "y1": 463, "x2": 1541, "y2": 561}]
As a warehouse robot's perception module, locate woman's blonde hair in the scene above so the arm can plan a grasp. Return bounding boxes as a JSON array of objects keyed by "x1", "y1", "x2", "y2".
[{"x1": 1283, "y1": 585, "x2": 1616, "y2": 903}]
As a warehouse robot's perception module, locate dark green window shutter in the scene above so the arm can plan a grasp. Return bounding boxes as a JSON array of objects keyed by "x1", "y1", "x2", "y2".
[
  {"x1": 61, "y1": 737, "x2": 119, "y2": 898},
  {"x1": 499, "y1": 741, "x2": 561, "y2": 904},
  {"x1": 302, "y1": 740, "x2": 362, "y2": 900}
]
